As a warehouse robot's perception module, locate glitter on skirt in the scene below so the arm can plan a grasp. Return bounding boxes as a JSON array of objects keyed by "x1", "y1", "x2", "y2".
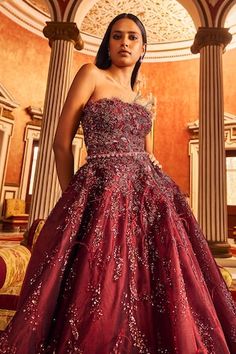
[{"x1": 0, "y1": 97, "x2": 236, "y2": 354}]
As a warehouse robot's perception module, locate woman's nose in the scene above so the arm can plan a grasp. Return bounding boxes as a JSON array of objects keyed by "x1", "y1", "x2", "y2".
[
  {"x1": 121, "y1": 36, "x2": 129, "y2": 47},
  {"x1": 121, "y1": 41, "x2": 128, "y2": 47}
]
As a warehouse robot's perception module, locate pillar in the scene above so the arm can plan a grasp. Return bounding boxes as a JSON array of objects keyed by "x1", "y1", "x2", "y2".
[
  {"x1": 28, "y1": 22, "x2": 83, "y2": 226},
  {"x1": 191, "y1": 27, "x2": 232, "y2": 257}
]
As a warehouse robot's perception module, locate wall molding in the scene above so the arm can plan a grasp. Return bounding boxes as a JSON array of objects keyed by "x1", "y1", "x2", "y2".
[{"x1": 188, "y1": 112, "x2": 236, "y2": 218}]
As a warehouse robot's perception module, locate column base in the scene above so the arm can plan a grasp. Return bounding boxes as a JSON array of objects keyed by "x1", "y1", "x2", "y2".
[{"x1": 208, "y1": 241, "x2": 232, "y2": 258}]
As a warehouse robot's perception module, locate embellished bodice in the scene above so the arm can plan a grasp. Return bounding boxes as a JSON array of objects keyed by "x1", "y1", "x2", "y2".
[{"x1": 80, "y1": 98, "x2": 152, "y2": 156}]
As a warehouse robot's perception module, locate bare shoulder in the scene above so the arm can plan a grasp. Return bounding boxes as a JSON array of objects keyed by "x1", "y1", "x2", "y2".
[
  {"x1": 67, "y1": 63, "x2": 100, "y2": 102},
  {"x1": 78, "y1": 63, "x2": 98, "y2": 74},
  {"x1": 74, "y1": 63, "x2": 101, "y2": 82}
]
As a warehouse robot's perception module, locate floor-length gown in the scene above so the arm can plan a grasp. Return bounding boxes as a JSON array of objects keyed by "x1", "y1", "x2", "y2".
[{"x1": 1, "y1": 97, "x2": 236, "y2": 354}]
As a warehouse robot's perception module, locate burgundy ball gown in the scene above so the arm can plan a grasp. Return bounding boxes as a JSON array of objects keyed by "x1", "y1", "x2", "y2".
[{"x1": 0, "y1": 97, "x2": 236, "y2": 354}]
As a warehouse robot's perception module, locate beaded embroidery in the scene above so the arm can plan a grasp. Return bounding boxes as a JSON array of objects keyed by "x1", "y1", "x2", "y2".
[{"x1": 0, "y1": 97, "x2": 236, "y2": 354}]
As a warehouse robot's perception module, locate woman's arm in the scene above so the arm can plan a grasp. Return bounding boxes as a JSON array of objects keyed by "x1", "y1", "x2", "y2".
[{"x1": 53, "y1": 63, "x2": 97, "y2": 192}]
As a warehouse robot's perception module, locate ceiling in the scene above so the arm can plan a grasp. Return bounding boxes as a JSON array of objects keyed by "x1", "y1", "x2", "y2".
[
  {"x1": 1, "y1": 0, "x2": 236, "y2": 62},
  {"x1": 26, "y1": 0, "x2": 48, "y2": 14},
  {"x1": 80, "y1": 0, "x2": 196, "y2": 44}
]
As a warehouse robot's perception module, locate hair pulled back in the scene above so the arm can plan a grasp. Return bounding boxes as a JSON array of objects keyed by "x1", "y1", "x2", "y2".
[{"x1": 95, "y1": 13, "x2": 147, "y2": 90}]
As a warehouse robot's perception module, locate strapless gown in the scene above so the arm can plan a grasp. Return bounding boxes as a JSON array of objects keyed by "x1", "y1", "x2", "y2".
[{"x1": 0, "y1": 98, "x2": 236, "y2": 354}]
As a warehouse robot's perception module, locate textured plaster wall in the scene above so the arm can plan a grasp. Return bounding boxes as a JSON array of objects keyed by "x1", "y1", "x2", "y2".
[
  {"x1": 141, "y1": 59, "x2": 199, "y2": 194},
  {"x1": 223, "y1": 48, "x2": 236, "y2": 115},
  {"x1": 0, "y1": 12, "x2": 91, "y2": 186},
  {"x1": 0, "y1": 12, "x2": 50, "y2": 185}
]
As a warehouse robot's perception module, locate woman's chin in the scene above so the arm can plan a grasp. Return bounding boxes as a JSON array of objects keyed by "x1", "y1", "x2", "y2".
[{"x1": 113, "y1": 58, "x2": 137, "y2": 67}]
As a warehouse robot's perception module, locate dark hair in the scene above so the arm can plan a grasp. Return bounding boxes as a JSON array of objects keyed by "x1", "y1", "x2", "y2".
[{"x1": 95, "y1": 13, "x2": 147, "y2": 90}]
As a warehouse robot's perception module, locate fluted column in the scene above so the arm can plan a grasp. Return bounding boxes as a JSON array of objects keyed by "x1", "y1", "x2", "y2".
[
  {"x1": 191, "y1": 28, "x2": 232, "y2": 258},
  {"x1": 28, "y1": 22, "x2": 83, "y2": 226}
]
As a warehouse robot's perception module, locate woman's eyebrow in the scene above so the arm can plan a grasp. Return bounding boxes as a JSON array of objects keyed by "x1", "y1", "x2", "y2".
[{"x1": 112, "y1": 30, "x2": 140, "y2": 35}]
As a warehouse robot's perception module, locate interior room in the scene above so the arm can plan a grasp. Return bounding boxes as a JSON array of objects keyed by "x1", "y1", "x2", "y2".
[{"x1": 0, "y1": 0, "x2": 236, "y2": 340}]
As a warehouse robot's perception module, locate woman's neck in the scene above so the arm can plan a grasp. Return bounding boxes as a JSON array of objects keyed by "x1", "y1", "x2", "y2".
[{"x1": 106, "y1": 65, "x2": 134, "y2": 89}]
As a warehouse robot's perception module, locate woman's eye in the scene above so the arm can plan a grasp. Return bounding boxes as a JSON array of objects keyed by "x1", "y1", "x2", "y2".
[
  {"x1": 112, "y1": 34, "x2": 121, "y2": 39},
  {"x1": 129, "y1": 35, "x2": 138, "y2": 40}
]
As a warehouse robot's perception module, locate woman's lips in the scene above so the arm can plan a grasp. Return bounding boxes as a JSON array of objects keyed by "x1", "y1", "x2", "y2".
[{"x1": 118, "y1": 50, "x2": 131, "y2": 55}]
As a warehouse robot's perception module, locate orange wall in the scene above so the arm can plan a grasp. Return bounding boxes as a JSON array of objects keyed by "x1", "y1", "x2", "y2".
[
  {"x1": 1, "y1": 12, "x2": 236, "y2": 195},
  {"x1": 140, "y1": 46, "x2": 236, "y2": 194},
  {"x1": 223, "y1": 48, "x2": 236, "y2": 115},
  {"x1": 0, "y1": 13, "x2": 91, "y2": 185},
  {"x1": 0, "y1": 12, "x2": 50, "y2": 185},
  {"x1": 141, "y1": 59, "x2": 199, "y2": 193}
]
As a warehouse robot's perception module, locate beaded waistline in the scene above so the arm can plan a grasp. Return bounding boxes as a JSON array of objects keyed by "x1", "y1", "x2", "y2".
[{"x1": 87, "y1": 151, "x2": 147, "y2": 160}]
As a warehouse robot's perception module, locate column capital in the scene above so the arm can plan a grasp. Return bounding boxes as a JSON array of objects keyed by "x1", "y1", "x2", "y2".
[
  {"x1": 191, "y1": 27, "x2": 232, "y2": 54},
  {"x1": 43, "y1": 22, "x2": 84, "y2": 50}
]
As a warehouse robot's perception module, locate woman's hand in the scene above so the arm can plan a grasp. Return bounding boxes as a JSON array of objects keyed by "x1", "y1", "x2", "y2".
[
  {"x1": 144, "y1": 132, "x2": 153, "y2": 155},
  {"x1": 145, "y1": 133, "x2": 162, "y2": 168}
]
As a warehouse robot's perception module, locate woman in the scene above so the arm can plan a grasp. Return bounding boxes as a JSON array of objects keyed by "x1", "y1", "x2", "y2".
[{"x1": 1, "y1": 13, "x2": 236, "y2": 354}]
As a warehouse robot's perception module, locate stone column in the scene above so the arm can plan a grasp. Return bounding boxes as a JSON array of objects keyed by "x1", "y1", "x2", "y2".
[
  {"x1": 191, "y1": 27, "x2": 232, "y2": 257},
  {"x1": 28, "y1": 22, "x2": 83, "y2": 226}
]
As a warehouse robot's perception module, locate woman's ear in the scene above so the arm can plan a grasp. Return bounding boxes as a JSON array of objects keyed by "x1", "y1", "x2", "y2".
[{"x1": 141, "y1": 43, "x2": 146, "y2": 58}]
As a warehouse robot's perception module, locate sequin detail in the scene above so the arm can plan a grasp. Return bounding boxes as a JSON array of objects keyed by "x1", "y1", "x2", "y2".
[
  {"x1": 87, "y1": 151, "x2": 148, "y2": 160},
  {"x1": 0, "y1": 97, "x2": 235, "y2": 354}
]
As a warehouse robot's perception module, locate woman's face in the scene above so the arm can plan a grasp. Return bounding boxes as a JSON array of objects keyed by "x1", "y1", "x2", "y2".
[{"x1": 109, "y1": 18, "x2": 145, "y2": 67}]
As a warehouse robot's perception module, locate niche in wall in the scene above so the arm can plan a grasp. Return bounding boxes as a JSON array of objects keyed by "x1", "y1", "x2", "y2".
[
  {"x1": 188, "y1": 113, "x2": 236, "y2": 220},
  {"x1": 20, "y1": 106, "x2": 85, "y2": 213},
  {"x1": 0, "y1": 83, "x2": 19, "y2": 216}
]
